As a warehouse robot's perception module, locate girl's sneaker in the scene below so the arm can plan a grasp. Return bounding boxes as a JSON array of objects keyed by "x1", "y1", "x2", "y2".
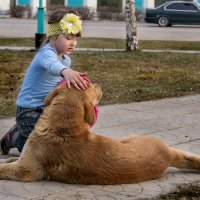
[{"x1": 0, "y1": 125, "x2": 17, "y2": 155}]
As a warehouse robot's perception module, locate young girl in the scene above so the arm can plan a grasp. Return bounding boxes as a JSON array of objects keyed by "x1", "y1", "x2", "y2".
[{"x1": 0, "y1": 9, "x2": 90, "y2": 154}]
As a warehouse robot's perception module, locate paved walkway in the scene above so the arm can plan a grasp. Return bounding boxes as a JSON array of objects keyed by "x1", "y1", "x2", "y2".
[{"x1": 0, "y1": 95, "x2": 200, "y2": 199}]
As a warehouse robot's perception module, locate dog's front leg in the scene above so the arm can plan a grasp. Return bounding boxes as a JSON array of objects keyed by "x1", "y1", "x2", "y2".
[
  {"x1": 0, "y1": 161, "x2": 43, "y2": 182},
  {"x1": 0, "y1": 157, "x2": 19, "y2": 164}
]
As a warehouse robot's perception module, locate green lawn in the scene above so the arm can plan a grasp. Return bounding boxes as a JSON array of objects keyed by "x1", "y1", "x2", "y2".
[
  {"x1": 157, "y1": 182, "x2": 200, "y2": 200},
  {"x1": 0, "y1": 38, "x2": 200, "y2": 119},
  {"x1": 0, "y1": 49, "x2": 200, "y2": 118}
]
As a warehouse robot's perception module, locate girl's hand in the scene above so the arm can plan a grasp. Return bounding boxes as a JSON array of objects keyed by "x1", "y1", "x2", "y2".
[{"x1": 61, "y1": 68, "x2": 90, "y2": 90}]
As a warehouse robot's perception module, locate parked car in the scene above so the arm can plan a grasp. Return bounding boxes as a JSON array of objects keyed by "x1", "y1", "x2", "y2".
[{"x1": 145, "y1": 1, "x2": 200, "y2": 27}]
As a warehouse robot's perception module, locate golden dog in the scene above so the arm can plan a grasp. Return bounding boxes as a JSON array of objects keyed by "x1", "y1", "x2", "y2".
[{"x1": 0, "y1": 83, "x2": 200, "y2": 184}]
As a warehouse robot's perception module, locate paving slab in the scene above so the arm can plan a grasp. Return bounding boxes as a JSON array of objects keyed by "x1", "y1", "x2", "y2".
[{"x1": 0, "y1": 95, "x2": 200, "y2": 199}]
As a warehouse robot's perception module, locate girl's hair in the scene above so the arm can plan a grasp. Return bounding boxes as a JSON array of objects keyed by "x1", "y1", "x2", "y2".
[
  {"x1": 48, "y1": 9, "x2": 80, "y2": 25},
  {"x1": 43, "y1": 9, "x2": 81, "y2": 45}
]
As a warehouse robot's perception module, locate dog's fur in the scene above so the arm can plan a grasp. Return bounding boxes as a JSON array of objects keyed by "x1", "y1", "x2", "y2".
[{"x1": 0, "y1": 83, "x2": 200, "y2": 184}]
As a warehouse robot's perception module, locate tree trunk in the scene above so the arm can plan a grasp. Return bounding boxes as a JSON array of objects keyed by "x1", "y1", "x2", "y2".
[{"x1": 125, "y1": 0, "x2": 138, "y2": 51}]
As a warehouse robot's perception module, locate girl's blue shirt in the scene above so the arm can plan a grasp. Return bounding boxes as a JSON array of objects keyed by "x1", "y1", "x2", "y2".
[{"x1": 17, "y1": 43, "x2": 71, "y2": 108}]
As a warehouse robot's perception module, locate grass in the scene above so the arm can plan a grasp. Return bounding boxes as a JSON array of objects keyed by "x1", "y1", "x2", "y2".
[
  {"x1": 0, "y1": 49, "x2": 200, "y2": 118},
  {"x1": 0, "y1": 50, "x2": 34, "y2": 118},
  {"x1": 72, "y1": 51, "x2": 200, "y2": 104},
  {"x1": 1, "y1": 37, "x2": 200, "y2": 50},
  {"x1": 154, "y1": 182, "x2": 200, "y2": 200}
]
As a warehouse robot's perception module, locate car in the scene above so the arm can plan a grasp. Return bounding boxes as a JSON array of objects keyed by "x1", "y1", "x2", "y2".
[{"x1": 144, "y1": 1, "x2": 200, "y2": 27}]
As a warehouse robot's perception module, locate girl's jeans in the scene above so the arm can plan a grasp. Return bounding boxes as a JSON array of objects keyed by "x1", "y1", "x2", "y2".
[{"x1": 12, "y1": 106, "x2": 43, "y2": 152}]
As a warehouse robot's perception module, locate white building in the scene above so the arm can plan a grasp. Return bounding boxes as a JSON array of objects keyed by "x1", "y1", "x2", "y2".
[
  {"x1": 0, "y1": 0, "x2": 10, "y2": 15},
  {"x1": 122, "y1": 0, "x2": 154, "y2": 11},
  {"x1": 31, "y1": 0, "x2": 46, "y2": 18},
  {"x1": 0, "y1": 0, "x2": 96, "y2": 17},
  {"x1": 0, "y1": 0, "x2": 46, "y2": 17},
  {"x1": 0, "y1": 0, "x2": 154, "y2": 17},
  {"x1": 65, "y1": 0, "x2": 97, "y2": 12}
]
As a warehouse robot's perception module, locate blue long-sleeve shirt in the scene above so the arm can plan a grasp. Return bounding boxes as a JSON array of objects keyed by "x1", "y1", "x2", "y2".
[{"x1": 17, "y1": 43, "x2": 71, "y2": 108}]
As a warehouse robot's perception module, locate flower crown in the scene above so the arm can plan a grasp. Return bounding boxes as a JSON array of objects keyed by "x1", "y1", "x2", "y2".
[{"x1": 48, "y1": 13, "x2": 82, "y2": 36}]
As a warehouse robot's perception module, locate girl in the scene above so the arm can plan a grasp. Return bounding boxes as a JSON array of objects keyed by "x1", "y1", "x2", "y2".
[{"x1": 0, "y1": 9, "x2": 89, "y2": 154}]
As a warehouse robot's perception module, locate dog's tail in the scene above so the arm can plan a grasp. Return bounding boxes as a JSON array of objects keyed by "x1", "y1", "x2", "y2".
[{"x1": 169, "y1": 147, "x2": 200, "y2": 170}]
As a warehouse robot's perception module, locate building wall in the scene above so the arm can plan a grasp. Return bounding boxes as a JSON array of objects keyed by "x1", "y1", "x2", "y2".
[
  {"x1": 1, "y1": 0, "x2": 155, "y2": 17},
  {"x1": 143, "y1": 0, "x2": 154, "y2": 8},
  {"x1": 0, "y1": 0, "x2": 10, "y2": 14},
  {"x1": 15, "y1": 0, "x2": 46, "y2": 17},
  {"x1": 122, "y1": 0, "x2": 155, "y2": 11},
  {"x1": 136, "y1": 0, "x2": 144, "y2": 10},
  {"x1": 67, "y1": 0, "x2": 84, "y2": 7},
  {"x1": 17, "y1": 0, "x2": 30, "y2": 6},
  {"x1": 65, "y1": 0, "x2": 97, "y2": 11},
  {"x1": 194, "y1": 0, "x2": 200, "y2": 4},
  {"x1": 30, "y1": 0, "x2": 46, "y2": 18},
  {"x1": 85, "y1": 0, "x2": 97, "y2": 11}
]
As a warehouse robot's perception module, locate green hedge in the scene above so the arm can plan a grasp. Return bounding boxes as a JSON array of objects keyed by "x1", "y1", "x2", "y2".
[
  {"x1": 155, "y1": 0, "x2": 168, "y2": 7},
  {"x1": 47, "y1": 0, "x2": 63, "y2": 5},
  {"x1": 98, "y1": 0, "x2": 122, "y2": 9}
]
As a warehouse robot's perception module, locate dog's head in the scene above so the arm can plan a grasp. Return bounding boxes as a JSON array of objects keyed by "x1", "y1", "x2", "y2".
[{"x1": 43, "y1": 83, "x2": 102, "y2": 131}]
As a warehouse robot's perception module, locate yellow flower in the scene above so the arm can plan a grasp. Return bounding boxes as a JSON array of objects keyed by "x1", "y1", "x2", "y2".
[{"x1": 60, "y1": 13, "x2": 82, "y2": 35}]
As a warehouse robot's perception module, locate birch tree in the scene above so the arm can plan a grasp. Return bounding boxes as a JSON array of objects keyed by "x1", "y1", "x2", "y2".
[{"x1": 125, "y1": 0, "x2": 138, "y2": 51}]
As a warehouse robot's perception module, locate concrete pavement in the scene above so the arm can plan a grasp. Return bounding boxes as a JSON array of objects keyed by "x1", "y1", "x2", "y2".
[{"x1": 0, "y1": 94, "x2": 200, "y2": 199}]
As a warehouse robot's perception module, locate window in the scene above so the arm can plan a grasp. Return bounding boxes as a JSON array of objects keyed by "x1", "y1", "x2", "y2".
[
  {"x1": 166, "y1": 2, "x2": 198, "y2": 11},
  {"x1": 183, "y1": 3, "x2": 198, "y2": 11}
]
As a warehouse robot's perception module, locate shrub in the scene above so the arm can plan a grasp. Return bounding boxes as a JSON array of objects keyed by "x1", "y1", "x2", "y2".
[
  {"x1": 74, "y1": 7, "x2": 94, "y2": 20},
  {"x1": 97, "y1": 6, "x2": 144, "y2": 21},
  {"x1": 10, "y1": 5, "x2": 31, "y2": 18},
  {"x1": 98, "y1": 0, "x2": 122, "y2": 11},
  {"x1": 46, "y1": 5, "x2": 93, "y2": 20},
  {"x1": 155, "y1": 0, "x2": 168, "y2": 7}
]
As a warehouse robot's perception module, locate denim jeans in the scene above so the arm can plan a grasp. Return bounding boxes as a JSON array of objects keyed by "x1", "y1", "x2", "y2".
[{"x1": 12, "y1": 106, "x2": 43, "y2": 152}]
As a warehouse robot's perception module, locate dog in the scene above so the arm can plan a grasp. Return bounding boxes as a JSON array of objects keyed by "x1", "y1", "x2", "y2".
[{"x1": 0, "y1": 83, "x2": 199, "y2": 184}]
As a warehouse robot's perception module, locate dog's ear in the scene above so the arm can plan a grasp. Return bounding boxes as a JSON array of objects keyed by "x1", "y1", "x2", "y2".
[
  {"x1": 84, "y1": 100, "x2": 96, "y2": 125},
  {"x1": 44, "y1": 87, "x2": 60, "y2": 106}
]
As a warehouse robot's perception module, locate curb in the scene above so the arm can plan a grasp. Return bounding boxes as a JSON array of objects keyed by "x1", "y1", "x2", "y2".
[{"x1": 1, "y1": 46, "x2": 200, "y2": 53}]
